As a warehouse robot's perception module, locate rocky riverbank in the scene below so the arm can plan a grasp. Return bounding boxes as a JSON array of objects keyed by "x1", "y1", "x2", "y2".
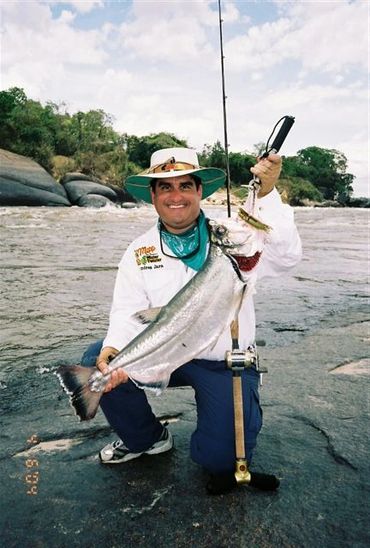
[
  {"x1": 0, "y1": 148, "x2": 136, "y2": 207},
  {"x1": 1, "y1": 148, "x2": 368, "y2": 209}
]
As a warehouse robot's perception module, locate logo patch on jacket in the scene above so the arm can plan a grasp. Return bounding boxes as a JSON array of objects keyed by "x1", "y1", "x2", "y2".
[{"x1": 134, "y1": 246, "x2": 163, "y2": 270}]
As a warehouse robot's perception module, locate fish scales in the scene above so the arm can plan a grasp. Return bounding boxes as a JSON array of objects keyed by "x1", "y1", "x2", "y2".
[
  {"x1": 56, "y1": 216, "x2": 264, "y2": 421},
  {"x1": 95, "y1": 246, "x2": 245, "y2": 391}
]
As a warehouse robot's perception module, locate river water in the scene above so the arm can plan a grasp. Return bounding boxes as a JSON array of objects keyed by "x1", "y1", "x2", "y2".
[
  {"x1": 1, "y1": 205, "x2": 369, "y2": 547},
  {"x1": 0, "y1": 205, "x2": 368, "y2": 388}
]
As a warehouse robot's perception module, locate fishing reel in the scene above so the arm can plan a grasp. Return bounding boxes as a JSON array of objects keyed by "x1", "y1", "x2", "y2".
[{"x1": 225, "y1": 347, "x2": 267, "y2": 374}]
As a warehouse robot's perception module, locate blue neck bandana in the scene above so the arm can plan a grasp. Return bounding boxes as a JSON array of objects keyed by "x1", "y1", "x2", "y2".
[{"x1": 159, "y1": 211, "x2": 209, "y2": 271}]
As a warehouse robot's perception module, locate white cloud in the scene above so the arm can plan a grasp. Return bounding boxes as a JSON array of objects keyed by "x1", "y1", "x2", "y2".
[
  {"x1": 118, "y1": 0, "x2": 218, "y2": 63},
  {"x1": 0, "y1": 0, "x2": 368, "y2": 195},
  {"x1": 225, "y1": 0, "x2": 368, "y2": 74},
  {"x1": 2, "y1": 2, "x2": 107, "y2": 70}
]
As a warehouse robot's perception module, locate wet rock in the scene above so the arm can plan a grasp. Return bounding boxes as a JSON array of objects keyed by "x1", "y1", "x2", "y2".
[
  {"x1": 62, "y1": 179, "x2": 117, "y2": 206},
  {"x1": 77, "y1": 193, "x2": 114, "y2": 208},
  {"x1": 0, "y1": 177, "x2": 72, "y2": 206},
  {"x1": 0, "y1": 148, "x2": 71, "y2": 206},
  {"x1": 61, "y1": 173, "x2": 137, "y2": 207}
]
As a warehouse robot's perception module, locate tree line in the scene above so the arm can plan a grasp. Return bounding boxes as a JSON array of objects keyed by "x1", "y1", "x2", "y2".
[{"x1": 0, "y1": 87, "x2": 354, "y2": 204}]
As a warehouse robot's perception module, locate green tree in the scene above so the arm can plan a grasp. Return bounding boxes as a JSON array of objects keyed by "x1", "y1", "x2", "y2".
[
  {"x1": 277, "y1": 177, "x2": 324, "y2": 205},
  {"x1": 126, "y1": 132, "x2": 188, "y2": 169},
  {"x1": 199, "y1": 141, "x2": 225, "y2": 169},
  {"x1": 70, "y1": 110, "x2": 120, "y2": 154},
  {"x1": 200, "y1": 141, "x2": 255, "y2": 186},
  {"x1": 281, "y1": 146, "x2": 354, "y2": 200},
  {"x1": 0, "y1": 87, "x2": 28, "y2": 147}
]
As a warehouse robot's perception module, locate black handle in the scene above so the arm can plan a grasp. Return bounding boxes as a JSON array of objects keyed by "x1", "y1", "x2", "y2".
[
  {"x1": 269, "y1": 115, "x2": 295, "y2": 153},
  {"x1": 261, "y1": 115, "x2": 295, "y2": 158}
]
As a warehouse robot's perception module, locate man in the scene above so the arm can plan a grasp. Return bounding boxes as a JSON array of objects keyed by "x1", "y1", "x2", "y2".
[{"x1": 81, "y1": 147, "x2": 301, "y2": 478}]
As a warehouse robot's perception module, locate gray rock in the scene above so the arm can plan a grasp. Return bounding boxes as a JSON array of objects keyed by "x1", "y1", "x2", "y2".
[
  {"x1": 77, "y1": 193, "x2": 114, "y2": 208},
  {"x1": 61, "y1": 172, "x2": 137, "y2": 205},
  {"x1": 60, "y1": 172, "x2": 103, "y2": 185},
  {"x1": 0, "y1": 177, "x2": 72, "y2": 206},
  {"x1": 63, "y1": 179, "x2": 117, "y2": 206},
  {"x1": 0, "y1": 148, "x2": 70, "y2": 206}
]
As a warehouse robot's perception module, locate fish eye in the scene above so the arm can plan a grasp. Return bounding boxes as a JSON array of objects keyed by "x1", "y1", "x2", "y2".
[{"x1": 215, "y1": 225, "x2": 227, "y2": 237}]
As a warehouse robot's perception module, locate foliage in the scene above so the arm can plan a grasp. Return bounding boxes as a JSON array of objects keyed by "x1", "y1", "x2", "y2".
[
  {"x1": 277, "y1": 177, "x2": 324, "y2": 205},
  {"x1": 199, "y1": 141, "x2": 255, "y2": 186},
  {"x1": 0, "y1": 87, "x2": 356, "y2": 204},
  {"x1": 51, "y1": 155, "x2": 77, "y2": 180},
  {"x1": 125, "y1": 132, "x2": 188, "y2": 169},
  {"x1": 281, "y1": 146, "x2": 354, "y2": 200}
]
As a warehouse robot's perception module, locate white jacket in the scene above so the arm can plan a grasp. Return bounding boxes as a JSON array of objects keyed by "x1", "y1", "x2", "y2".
[{"x1": 103, "y1": 188, "x2": 302, "y2": 360}]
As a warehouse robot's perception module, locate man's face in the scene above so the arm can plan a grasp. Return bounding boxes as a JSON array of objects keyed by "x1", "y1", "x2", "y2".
[{"x1": 150, "y1": 175, "x2": 202, "y2": 234}]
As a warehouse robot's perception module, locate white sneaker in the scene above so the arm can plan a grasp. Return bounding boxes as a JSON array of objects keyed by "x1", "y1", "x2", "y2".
[{"x1": 99, "y1": 427, "x2": 173, "y2": 464}]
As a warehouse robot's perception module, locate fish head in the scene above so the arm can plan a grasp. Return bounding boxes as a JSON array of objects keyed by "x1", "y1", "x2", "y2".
[{"x1": 208, "y1": 217, "x2": 267, "y2": 257}]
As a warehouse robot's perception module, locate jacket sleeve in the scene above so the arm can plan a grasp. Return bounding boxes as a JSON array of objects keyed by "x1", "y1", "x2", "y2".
[
  {"x1": 102, "y1": 243, "x2": 149, "y2": 351},
  {"x1": 252, "y1": 188, "x2": 302, "y2": 280}
]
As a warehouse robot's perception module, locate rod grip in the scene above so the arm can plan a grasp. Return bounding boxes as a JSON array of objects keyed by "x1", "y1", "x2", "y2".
[{"x1": 269, "y1": 115, "x2": 295, "y2": 153}]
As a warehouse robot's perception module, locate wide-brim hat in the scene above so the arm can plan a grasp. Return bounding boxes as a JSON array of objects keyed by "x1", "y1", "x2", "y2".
[{"x1": 125, "y1": 147, "x2": 226, "y2": 203}]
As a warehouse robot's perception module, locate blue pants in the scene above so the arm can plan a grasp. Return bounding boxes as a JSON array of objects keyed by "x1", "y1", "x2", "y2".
[{"x1": 82, "y1": 340, "x2": 263, "y2": 474}]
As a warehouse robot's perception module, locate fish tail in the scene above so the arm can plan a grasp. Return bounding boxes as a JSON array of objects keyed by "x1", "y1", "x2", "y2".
[{"x1": 56, "y1": 365, "x2": 102, "y2": 421}]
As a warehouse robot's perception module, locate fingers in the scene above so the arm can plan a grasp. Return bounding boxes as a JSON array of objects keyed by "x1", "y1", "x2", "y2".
[
  {"x1": 250, "y1": 154, "x2": 282, "y2": 197},
  {"x1": 96, "y1": 346, "x2": 118, "y2": 372},
  {"x1": 104, "y1": 369, "x2": 129, "y2": 393},
  {"x1": 95, "y1": 346, "x2": 127, "y2": 393}
]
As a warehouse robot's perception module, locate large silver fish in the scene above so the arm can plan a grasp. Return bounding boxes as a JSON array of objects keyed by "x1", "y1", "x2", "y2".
[{"x1": 57, "y1": 213, "x2": 269, "y2": 421}]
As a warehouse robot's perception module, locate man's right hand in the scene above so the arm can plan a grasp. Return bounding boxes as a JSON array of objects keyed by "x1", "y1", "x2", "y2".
[{"x1": 96, "y1": 346, "x2": 128, "y2": 392}]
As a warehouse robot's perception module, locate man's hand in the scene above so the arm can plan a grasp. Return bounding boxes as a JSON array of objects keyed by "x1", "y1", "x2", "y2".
[
  {"x1": 250, "y1": 153, "x2": 282, "y2": 197},
  {"x1": 96, "y1": 346, "x2": 128, "y2": 392}
]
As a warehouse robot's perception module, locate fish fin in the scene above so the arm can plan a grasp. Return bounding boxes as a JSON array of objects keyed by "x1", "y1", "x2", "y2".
[
  {"x1": 56, "y1": 365, "x2": 102, "y2": 421},
  {"x1": 133, "y1": 306, "x2": 162, "y2": 325}
]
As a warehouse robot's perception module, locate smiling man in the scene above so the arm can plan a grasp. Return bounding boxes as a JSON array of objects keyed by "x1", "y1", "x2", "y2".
[
  {"x1": 150, "y1": 175, "x2": 202, "y2": 233},
  {"x1": 80, "y1": 147, "x2": 301, "y2": 488}
]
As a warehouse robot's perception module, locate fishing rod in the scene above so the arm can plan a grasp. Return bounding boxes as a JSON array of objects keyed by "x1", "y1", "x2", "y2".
[
  {"x1": 217, "y1": 0, "x2": 232, "y2": 218},
  {"x1": 217, "y1": 1, "x2": 295, "y2": 213},
  {"x1": 211, "y1": 1, "x2": 295, "y2": 497}
]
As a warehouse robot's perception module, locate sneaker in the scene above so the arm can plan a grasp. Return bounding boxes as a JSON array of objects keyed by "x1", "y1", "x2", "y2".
[{"x1": 99, "y1": 427, "x2": 173, "y2": 464}]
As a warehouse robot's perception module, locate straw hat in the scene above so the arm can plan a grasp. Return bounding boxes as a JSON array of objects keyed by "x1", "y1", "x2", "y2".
[{"x1": 125, "y1": 147, "x2": 226, "y2": 203}]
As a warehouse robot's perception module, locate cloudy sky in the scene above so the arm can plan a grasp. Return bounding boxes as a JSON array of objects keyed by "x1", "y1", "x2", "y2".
[{"x1": 1, "y1": 0, "x2": 369, "y2": 196}]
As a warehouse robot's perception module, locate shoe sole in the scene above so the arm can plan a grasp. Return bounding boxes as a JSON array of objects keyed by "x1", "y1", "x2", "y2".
[{"x1": 99, "y1": 451, "x2": 144, "y2": 464}]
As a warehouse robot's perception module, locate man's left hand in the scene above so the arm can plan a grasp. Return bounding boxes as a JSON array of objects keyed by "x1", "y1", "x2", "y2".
[{"x1": 250, "y1": 153, "x2": 282, "y2": 198}]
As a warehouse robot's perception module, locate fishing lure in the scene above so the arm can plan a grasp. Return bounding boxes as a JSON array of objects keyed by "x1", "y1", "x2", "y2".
[{"x1": 238, "y1": 207, "x2": 271, "y2": 232}]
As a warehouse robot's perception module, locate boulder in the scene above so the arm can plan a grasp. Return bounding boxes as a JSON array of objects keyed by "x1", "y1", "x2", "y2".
[
  {"x1": 61, "y1": 173, "x2": 137, "y2": 207},
  {"x1": 62, "y1": 179, "x2": 118, "y2": 207},
  {"x1": 0, "y1": 149, "x2": 71, "y2": 206},
  {"x1": 0, "y1": 177, "x2": 72, "y2": 207},
  {"x1": 77, "y1": 194, "x2": 113, "y2": 207},
  {"x1": 60, "y1": 172, "x2": 103, "y2": 185}
]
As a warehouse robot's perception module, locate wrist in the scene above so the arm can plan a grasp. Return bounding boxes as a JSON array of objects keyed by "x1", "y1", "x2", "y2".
[{"x1": 258, "y1": 185, "x2": 275, "y2": 198}]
